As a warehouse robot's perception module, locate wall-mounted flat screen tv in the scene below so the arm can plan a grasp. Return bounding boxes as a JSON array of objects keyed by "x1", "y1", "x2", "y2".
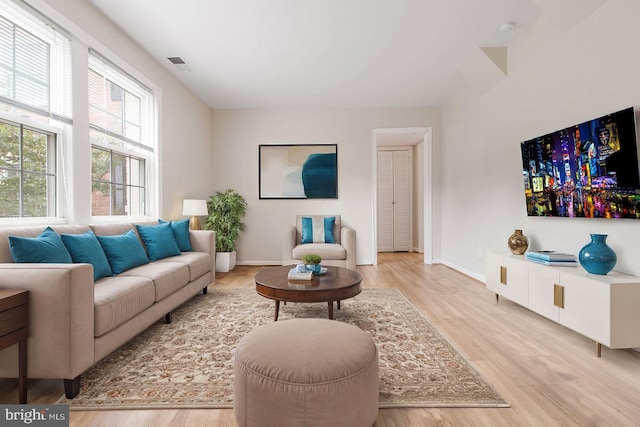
[{"x1": 521, "y1": 107, "x2": 640, "y2": 218}]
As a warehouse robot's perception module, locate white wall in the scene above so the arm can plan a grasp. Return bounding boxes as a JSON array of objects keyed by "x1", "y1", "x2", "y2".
[
  {"x1": 442, "y1": 0, "x2": 640, "y2": 279},
  {"x1": 30, "y1": 0, "x2": 212, "y2": 220},
  {"x1": 210, "y1": 108, "x2": 441, "y2": 265}
]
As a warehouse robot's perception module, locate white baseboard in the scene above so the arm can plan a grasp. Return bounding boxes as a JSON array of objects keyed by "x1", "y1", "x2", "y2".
[
  {"x1": 441, "y1": 260, "x2": 485, "y2": 283},
  {"x1": 237, "y1": 261, "x2": 281, "y2": 266}
]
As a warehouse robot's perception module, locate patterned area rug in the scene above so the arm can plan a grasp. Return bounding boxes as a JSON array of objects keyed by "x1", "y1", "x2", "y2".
[{"x1": 57, "y1": 288, "x2": 509, "y2": 409}]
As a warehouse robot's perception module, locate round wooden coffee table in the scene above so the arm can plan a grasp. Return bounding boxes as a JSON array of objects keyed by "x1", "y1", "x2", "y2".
[{"x1": 255, "y1": 265, "x2": 362, "y2": 320}]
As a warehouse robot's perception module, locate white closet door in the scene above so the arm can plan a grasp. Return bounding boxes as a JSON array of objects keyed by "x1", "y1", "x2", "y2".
[
  {"x1": 392, "y1": 150, "x2": 410, "y2": 251},
  {"x1": 377, "y1": 149, "x2": 410, "y2": 252},
  {"x1": 377, "y1": 151, "x2": 394, "y2": 252}
]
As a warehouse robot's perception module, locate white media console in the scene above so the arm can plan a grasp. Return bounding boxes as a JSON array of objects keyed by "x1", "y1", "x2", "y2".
[{"x1": 485, "y1": 252, "x2": 640, "y2": 357}]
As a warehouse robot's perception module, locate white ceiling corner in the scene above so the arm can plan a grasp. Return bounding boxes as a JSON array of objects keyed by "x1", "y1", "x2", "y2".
[
  {"x1": 457, "y1": 46, "x2": 508, "y2": 92},
  {"x1": 480, "y1": 47, "x2": 508, "y2": 76}
]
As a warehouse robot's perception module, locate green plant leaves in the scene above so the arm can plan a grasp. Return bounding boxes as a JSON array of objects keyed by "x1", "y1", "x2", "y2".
[{"x1": 204, "y1": 189, "x2": 247, "y2": 252}]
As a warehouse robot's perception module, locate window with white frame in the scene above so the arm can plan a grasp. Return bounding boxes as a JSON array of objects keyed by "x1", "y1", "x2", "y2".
[
  {"x1": 0, "y1": 119, "x2": 57, "y2": 217},
  {"x1": 88, "y1": 52, "x2": 155, "y2": 217},
  {"x1": 0, "y1": 1, "x2": 71, "y2": 219}
]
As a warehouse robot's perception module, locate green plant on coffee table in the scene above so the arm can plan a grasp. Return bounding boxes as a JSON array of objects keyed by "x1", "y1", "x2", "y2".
[
  {"x1": 302, "y1": 254, "x2": 322, "y2": 265},
  {"x1": 302, "y1": 253, "x2": 322, "y2": 274}
]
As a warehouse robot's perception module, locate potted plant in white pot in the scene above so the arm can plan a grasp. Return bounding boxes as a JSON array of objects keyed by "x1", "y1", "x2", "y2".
[{"x1": 204, "y1": 189, "x2": 247, "y2": 272}]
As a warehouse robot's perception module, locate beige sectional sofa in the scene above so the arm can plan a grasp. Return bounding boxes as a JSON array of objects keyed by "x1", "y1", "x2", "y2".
[{"x1": 0, "y1": 221, "x2": 215, "y2": 398}]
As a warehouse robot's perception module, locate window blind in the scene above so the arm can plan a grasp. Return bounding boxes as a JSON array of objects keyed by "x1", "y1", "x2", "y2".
[{"x1": 0, "y1": 0, "x2": 72, "y2": 124}]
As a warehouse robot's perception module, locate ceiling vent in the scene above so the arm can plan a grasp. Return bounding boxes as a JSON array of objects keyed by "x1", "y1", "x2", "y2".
[{"x1": 167, "y1": 57, "x2": 192, "y2": 72}]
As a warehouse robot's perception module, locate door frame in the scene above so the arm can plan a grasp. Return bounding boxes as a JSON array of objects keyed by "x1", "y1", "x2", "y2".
[{"x1": 371, "y1": 127, "x2": 432, "y2": 265}]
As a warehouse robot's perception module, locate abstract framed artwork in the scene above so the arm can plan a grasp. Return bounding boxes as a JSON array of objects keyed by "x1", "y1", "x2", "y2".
[{"x1": 259, "y1": 144, "x2": 338, "y2": 199}]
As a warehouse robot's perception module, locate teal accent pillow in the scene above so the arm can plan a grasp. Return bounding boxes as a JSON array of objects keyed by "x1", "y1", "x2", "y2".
[
  {"x1": 300, "y1": 216, "x2": 336, "y2": 244},
  {"x1": 9, "y1": 227, "x2": 73, "y2": 263},
  {"x1": 159, "y1": 219, "x2": 192, "y2": 252},
  {"x1": 136, "y1": 222, "x2": 182, "y2": 261},
  {"x1": 97, "y1": 230, "x2": 149, "y2": 274},
  {"x1": 61, "y1": 231, "x2": 113, "y2": 281}
]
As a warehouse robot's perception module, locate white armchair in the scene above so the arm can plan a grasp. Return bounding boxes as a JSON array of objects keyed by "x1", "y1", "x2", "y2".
[{"x1": 283, "y1": 215, "x2": 356, "y2": 270}]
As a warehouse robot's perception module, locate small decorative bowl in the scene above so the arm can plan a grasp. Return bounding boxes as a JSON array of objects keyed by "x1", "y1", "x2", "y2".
[{"x1": 306, "y1": 264, "x2": 322, "y2": 274}]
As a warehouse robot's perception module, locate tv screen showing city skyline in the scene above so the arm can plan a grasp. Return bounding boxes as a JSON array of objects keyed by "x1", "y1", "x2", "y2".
[{"x1": 521, "y1": 107, "x2": 640, "y2": 219}]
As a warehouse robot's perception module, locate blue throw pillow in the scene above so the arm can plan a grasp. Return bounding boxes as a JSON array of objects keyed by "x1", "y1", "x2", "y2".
[
  {"x1": 159, "y1": 219, "x2": 192, "y2": 252},
  {"x1": 9, "y1": 227, "x2": 73, "y2": 263},
  {"x1": 300, "y1": 216, "x2": 336, "y2": 244},
  {"x1": 97, "y1": 230, "x2": 149, "y2": 274},
  {"x1": 61, "y1": 231, "x2": 113, "y2": 281},
  {"x1": 136, "y1": 222, "x2": 182, "y2": 261}
]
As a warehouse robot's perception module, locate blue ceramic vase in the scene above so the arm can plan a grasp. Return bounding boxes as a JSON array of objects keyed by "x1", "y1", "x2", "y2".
[{"x1": 578, "y1": 234, "x2": 617, "y2": 275}]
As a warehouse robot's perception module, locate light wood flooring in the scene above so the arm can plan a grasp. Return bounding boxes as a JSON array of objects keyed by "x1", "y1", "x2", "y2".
[{"x1": 2, "y1": 252, "x2": 640, "y2": 426}]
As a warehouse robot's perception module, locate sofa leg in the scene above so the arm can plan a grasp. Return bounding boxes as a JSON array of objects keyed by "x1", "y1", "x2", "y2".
[
  {"x1": 64, "y1": 376, "x2": 81, "y2": 399},
  {"x1": 165, "y1": 312, "x2": 172, "y2": 324},
  {"x1": 202, "y1": 286, "x2": 208, "y2": 294}
]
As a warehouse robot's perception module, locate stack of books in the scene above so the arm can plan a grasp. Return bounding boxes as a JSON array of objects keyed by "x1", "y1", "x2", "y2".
[
  {"x1": 287, "y1": 268, "x2": 314, "y2": 280},
  {"x1": 526, "y1": 250, "x2": 577, "y2": 266}
]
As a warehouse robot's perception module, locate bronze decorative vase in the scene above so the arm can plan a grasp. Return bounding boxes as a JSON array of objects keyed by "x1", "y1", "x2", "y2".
[{"x1": 507, "y1": 229, "x2": 529, "y2": 255}]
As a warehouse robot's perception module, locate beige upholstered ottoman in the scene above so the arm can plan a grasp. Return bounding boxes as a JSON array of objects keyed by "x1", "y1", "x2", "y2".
[{"x1": 234, "y1": 318, "x2": 379, "y2": 427}]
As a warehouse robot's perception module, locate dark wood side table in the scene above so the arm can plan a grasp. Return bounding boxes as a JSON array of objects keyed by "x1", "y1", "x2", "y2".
[{"x1": 0, "y1": 289, "x2": 29, "y2": 404}]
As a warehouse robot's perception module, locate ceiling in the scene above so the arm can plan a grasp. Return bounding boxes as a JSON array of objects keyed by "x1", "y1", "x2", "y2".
[{"x1": 89, "y1": 0, "x2": 541, "y2": 110}]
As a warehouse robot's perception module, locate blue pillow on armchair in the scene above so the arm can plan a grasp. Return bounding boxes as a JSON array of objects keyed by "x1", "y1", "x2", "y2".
[{"x1": 301, "y1": 216, "x2": 336, "y2": 244}]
